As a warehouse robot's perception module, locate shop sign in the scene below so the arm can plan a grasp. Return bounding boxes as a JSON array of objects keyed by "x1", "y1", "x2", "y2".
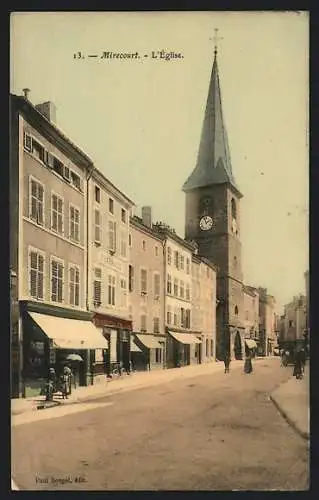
[{"x1": 30, "y1": 341, "x2": 45, "y2": 355}]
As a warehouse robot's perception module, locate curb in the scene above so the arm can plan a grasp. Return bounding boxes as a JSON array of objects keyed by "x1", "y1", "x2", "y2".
[
  {"x1": 269, "y1": 393, "x2": 309, "y2": 441},
  {"x1": 12, "y1": 359, "x2": 261, "y2": 416}
]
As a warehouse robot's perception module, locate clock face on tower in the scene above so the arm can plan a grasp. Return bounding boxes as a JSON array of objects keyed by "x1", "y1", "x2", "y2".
[{"x1": 199, "y1": 215, "x2": 214, "y2": 231}]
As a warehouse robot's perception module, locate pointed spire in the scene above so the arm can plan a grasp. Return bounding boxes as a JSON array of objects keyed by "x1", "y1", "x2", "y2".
[{"x1": 183, "y1": 33, "x2": 242, "y2": 197}]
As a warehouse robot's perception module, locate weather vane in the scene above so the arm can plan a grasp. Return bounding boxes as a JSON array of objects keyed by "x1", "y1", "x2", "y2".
[{"x1": 210, "y1": 28, "x2": 223, "y2": 55}]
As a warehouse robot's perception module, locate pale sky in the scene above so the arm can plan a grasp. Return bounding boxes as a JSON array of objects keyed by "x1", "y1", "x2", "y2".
[{"x1": 10, "y1": 11, "x2": 309, "y2": 313}]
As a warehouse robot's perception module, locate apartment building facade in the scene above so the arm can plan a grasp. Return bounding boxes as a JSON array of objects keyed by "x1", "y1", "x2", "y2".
[
  {"x1": 129, "y1": 208, "x2": 166, "y2": 371},
  {"x1": 88, "y1": 169, "x2": 135, "y2": 378},
  {"x1": 192, "y1": 255, "x2": 217, "y2": 362},
  {"x1": 152, "y1": 223, "x2": 202, "y2": 368},
  {"x1": 10, "y1": 93, "x2": 108, "y2": 397}
]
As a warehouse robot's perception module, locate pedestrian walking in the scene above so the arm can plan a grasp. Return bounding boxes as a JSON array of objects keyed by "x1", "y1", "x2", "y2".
[
  {"x1": 223, "y1": 353, "x2": 231, "y2": 374},
  {"x1": 63, "y1": 365, "x2": 73, "y2": 395},
  {"x1": 300, "y1": 348, "x2": 306, "y2": 374},
  {"x1": 244, "y1": 352, "x2": 253, "y2": 374},
  {"x1": 293, "y1": 350, "x2": 303, "y2": 380}
]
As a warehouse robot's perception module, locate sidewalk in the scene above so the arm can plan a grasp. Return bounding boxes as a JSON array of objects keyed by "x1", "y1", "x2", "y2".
[
  {"x1": 270, "y1": 366, "x2": 309, "y2": 440},
  {"x1": 11, "y1": 360, "x2": 245, "y2": 417}
]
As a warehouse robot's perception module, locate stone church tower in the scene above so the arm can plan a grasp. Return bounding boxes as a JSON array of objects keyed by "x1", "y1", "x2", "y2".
[{"x1": 183, "y1": 44, "x2": 245, "y2": 360}]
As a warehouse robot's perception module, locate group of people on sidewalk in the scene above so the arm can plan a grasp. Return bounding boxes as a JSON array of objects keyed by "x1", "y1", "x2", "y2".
[
  {"x1": 223, "y1": 352, "x2": 253, "y2": 375},
  {"x1": 280, "y1": 348, "x2": 307, "y2": 380},
  {"x1": 46, "y1": 365, "x2": 75, "y2": 401}
]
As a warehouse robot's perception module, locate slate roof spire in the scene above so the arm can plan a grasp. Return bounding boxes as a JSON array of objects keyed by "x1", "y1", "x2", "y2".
[{"x1": 183, "y1": 33, "x2": 242, "y2": 197}]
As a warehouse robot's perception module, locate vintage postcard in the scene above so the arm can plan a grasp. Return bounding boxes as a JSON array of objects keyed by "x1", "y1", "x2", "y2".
[{"x1": 10, "y1": 11, "x2": 309, "y2": 491}]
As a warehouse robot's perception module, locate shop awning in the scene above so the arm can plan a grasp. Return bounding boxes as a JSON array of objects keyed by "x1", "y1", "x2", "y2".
[
  {"x1": 135, "y1": 334, "x2": 162, "y2": 349},
  {"x1": 245, "y1": 339, "x2": 258, "y2": 349},
  {"x1": 169, "y1": 331, "x2": 202, "y2": 345},
  {"x1": 28, "y1": 312, "x2": 108, "y2": 349},
  {"x1": 130, "y1": 338, "x2": 142, "y2": 352}
]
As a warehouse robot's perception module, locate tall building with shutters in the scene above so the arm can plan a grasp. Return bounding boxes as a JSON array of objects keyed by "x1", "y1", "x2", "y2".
[
  {"x1": 10, "y1": 92, "x2": 108, "y2": 398},
  {"x1": 88, "y1": 169, "x2": 134, "y2": 379}
]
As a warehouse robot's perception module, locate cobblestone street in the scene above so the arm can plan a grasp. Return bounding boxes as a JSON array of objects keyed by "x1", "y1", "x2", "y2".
[{"x1": 11, "y1": 359, "x2": 309, "y2": 491}]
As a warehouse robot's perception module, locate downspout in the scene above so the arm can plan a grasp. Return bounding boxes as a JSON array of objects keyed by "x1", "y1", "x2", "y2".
[
  {"x1": 163, "y1": 237, "x2": 167, "y2": 369},
  {"x1": 86, "y1": 164, "x2": 95, "y2": 311},
  {"x1": 86, "y1": 164, "x2": 94, "y2": 386}
]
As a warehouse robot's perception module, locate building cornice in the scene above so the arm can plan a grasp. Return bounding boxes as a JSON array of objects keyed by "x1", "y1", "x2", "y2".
[
  {"x1": 93, "y1": 169, "x2": 135, "y2": 208},
  {"x1": 11, "y1": 94, "x2": 93, "y2": 171},
  {"x1": 130, "y1": 216, "x2": 164, "y2": 242}
]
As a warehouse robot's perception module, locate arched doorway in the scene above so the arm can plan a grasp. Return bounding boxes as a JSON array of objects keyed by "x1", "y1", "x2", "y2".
[{"x1": 234, "y1": 331, "x2": 242, "y2": 360}]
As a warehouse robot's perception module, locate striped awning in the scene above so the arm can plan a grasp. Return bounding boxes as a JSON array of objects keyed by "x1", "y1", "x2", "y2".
[
  {"x1": 135, "y1": 334, "x2": 162, "y2": 349},
  {"x1": 169, "y1": 331, "x2": 202, "y2": 345}
]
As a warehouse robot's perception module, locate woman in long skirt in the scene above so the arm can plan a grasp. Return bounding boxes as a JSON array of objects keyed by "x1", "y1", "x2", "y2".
[
  {"x1": 244, "y1": 353, "x2": 253, "y2": 374},
  {"x1": 293, "y1": 351, "x2": 303, "y2": 379}
]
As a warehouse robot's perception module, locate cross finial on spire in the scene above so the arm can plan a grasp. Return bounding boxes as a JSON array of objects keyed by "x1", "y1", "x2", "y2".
[{"x1": 213, "y1": 28, "x2": 223, "y2": 56}]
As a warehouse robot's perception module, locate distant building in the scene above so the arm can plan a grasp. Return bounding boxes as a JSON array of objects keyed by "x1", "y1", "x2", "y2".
[
  {"x1": 192, "y1": 254, "x2": 217, "y2": 362},
  {"x1": 283, "y1": 295, "x2": 307, "y2": 344},
  {"x1": 129, "y1": 208, "x2": 166, "y2": 371},
  {"x1": 258, "y1": 288, "x2": 276, "y2": 356},
  {"x1": 243, "y1": 286, "x2": 259, "y2": 340},
  {"x1": 153, "y1": 223, "x2": 201, "y2": 368}
]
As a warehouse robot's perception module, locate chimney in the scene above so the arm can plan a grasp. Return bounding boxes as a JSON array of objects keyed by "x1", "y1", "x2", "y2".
[
  {"x1": 141, "y1": 206, "x2": 152, "y2": 228},
  {"x1": 35, "y1": 101, "x2": 57, "y2": 123},
  {"x1": 22, "y1": 88, "x2": 30, "y2": 100}
]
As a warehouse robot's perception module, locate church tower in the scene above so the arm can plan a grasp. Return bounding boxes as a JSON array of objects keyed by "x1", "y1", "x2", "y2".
[{"x1": 183, "y1": 37, "x2": 245, "y2": 360}]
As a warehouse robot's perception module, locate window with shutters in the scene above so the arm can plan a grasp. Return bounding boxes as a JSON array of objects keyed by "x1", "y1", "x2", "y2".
[
  {"x1": 154, "y1": 273, "x2": 160, "y2": 298},
  {"x1": 31, "y1": 138, "x2": 45, "y2": 163},
  {"x1": 95, "y1": 185, "x2": 101, "y2": 203},
  {"x1": 69, "y1": 265, "x2": 80, "y2": 306},
  {"x1": 108, "y1": 275, "x2": 116, "y2": 306},
  {"x1": 108, "y1": 220, "x2": 116, "y2": 252},
  {"x1": 94, "y1": 209, "x2": 101, "y2": 244},
  {"x1": 120, "y1": 278, "x2": 127, "y2": 307},
  {"x1": 121, "y1": 208, "x2": 126, "y2": 223},
  {"x1": 70, "y1": 171, "x2": 81, "y2": 190},
  {"x1": 153, "y1": 317, "x2": 160, "y2": 333},
  {"x1": 53, "y1": 156, "x2": 64, "y2": 177},
  {"x1": 180, "y1": 308, "x2": 185, "y2": 328},
  {"x1": 93, "y1": 268, "x2": 102, "y2": 306},
  {"x1": 167, "y1": 274, "x2": 172, "y2": 294},
  {"x1": 51, "y1": 193, "x2": 64, "y2": 234},
  {"x1": 180, "y1": 280, "x2": 184, "y2": 299},
  {"x1": 51, "y1": 258, "x2": 64, "y2": 303},
  {"x1": 140, "y1": 315, "x2": 147, "y2": 332},
  {"x1": 69, "y1": 205, "x2": 80, "y2": 242},
  {"x1": 174, "y1": 278, "x2": 178, "y2": 297},
  {"x1": 140, "y1": 269, "x2": 147, "y2": 294},
  {"x1": 180, "y1": 255, "x2": 184, "y2": 270},
  {"x1": 129, "y1": 233, "x2": 132, "y2": 247},
  {"x1": 173, "y1": 309, "x2": 178, "y2": 326},
  {"x1": 167, "y1": 306, "x2": 172, "y2": 325},
  {"x1": 120, "y1": 231, "x2": 127, "y2": 257},
  {"x1": 167, "y1": 247, "x2": 172, "y2": 265},
  {"x1": 24, "y1": 132, "x2": 32, "y2": 152},
  {"x1": 174, "y1": 251, "x2": 179, "y2": 269},
  {"x1": 129, "y1": 265, "x2": 134, "y2": 292},
  {"x1": 186, "y1": 258, "x2": 190, "y2": 275},
  {"x1": 109, "y1": 197, "x2": 114, "y2": 214},
  {"x1": 29, "y1": 249, "x2": 44, "y2": 300},
  {"x1": 185, "y1": 309, "x2": 191, "y2": 329},
  {"x1": 186, "y1": 283, "x2": 190, "y2": 301},
  {"x1": 29, "y1": 177, "x2": 44, "y2": 225}
]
